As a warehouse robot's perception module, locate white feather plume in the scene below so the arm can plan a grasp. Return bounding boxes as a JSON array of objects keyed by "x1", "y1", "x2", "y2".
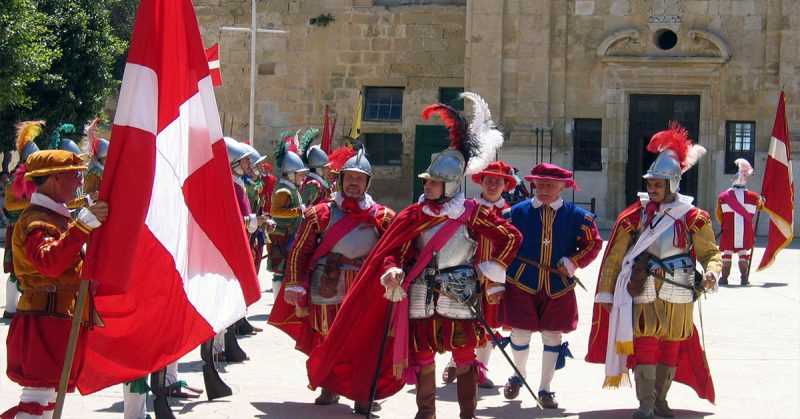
[
  {"x1": 460, "y1": 92, "x2": 504, "y2": 176},
  {"x1": 682, "y1": 144, "x2": 706, "y2": 173}
]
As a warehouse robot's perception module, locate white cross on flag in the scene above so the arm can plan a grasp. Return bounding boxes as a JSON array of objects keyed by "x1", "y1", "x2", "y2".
[
  {"x1": 205, "y1": 43, "x2": 222, "y2": 86},
  {"x1": 76, "y1": 0, "x2": 260, "y2": 394}
]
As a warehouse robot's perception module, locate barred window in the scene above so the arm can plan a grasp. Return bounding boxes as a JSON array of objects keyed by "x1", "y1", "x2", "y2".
[
  {"x1": 573, "y1": 118, "x2": 602, "y2": 171},
  {"x1": 364, "y1": 133, "x2": 403, "y2": 166},
  {"x1": 364, "y1": 87, "x2": 403, "y2": 122},
  {"x1": 725, "y1": 121, "x2": 756, "y2": 174}
]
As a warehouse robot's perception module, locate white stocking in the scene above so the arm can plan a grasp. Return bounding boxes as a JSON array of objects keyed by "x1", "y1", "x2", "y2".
[
  {"x1": 540, "y1": 331, "x2": 563, "y2": 392},
  {"x1": 6, "y1": 279, "x2": 19, "y2": 313},
  {"x1": 17, "y1": 387, "x2": 56, "y2": 419},
  {"x1": 510, "y1": 328, "x2": 533, "y2": 379}
]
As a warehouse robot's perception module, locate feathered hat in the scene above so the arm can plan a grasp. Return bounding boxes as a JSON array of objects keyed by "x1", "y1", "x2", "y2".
[
  {"x1": 418, "y1": 92, "x2": 504, "y2": 197},
  {"x1": 328, "y1": 142, "x2": 357, "y2": 174},
  {"x1": 48, "y1": 123, "x2": 75, "y2": 151},
  {"x1": 732, "y1": 158, "x2": 754, "y2": 186},
  {"x1": 643, "y1": 121, "x2": 706, "y2": 193},
  {"x1": 12, "y1": 120, "x2": 45, "y2": 199},
  {"x1": 274, "y1": 130, "x2": 307, "y2": 174}
]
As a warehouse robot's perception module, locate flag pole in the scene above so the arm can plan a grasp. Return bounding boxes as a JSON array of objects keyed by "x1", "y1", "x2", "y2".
[{"x1": 52, "y1": 279, "x2": 91, "y2": 419}]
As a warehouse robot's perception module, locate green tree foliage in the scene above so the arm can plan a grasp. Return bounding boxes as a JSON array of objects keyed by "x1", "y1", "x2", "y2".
[
  {"x1": 1, "y1": 0, "x2": 128, "y2": 152},
  {"x1": 0, "y1": 0, "x2": 59, "y2": 112}
]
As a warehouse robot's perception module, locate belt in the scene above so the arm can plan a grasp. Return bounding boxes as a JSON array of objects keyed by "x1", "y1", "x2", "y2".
[
  {"x1": 325, "y1": 252, "x2": 364, "y2": 267},
  {"x1": 24, "y1": 284, "x2": 81, "y2": 294}
]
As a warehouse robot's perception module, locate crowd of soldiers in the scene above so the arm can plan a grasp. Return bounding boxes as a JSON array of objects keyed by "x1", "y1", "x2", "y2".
[{"x1": 1, "y1": 91, "x2": 766, "y2": 419}]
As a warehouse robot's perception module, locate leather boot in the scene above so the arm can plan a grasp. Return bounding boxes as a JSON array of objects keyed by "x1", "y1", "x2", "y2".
[
  {"x1": 314, "y1": 388, "x2": 340, "y2": 405},
  {"x1": 654, "y1": 364, "x2": 676, "y2": 418},
  {"x1": 414, "y1": 363, "x2": 436, "y2": 419},
  {"x1": 442, "y1": 366, "x2": 456, "y2": 384},
  {"x1": 455, "y1": 365, "x2": 477, "y2": 419},
  {"x1": 719, "y1": 260, "x2": 731, "y2": 285},
  {"x1": 738, "y1": 260, "x2": 750, "y2": 286},
  {"x1": 633, "y1": 364, "x2": 656, "y2": 419}
]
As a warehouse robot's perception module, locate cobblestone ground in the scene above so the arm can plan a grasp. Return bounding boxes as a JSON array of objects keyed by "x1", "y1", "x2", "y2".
[{"x1": 1, "y1": 236, "x2": 798, "y2": 418}]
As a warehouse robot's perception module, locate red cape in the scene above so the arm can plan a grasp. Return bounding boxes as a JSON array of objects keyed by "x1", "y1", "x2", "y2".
[
  {"x1": 585, "y1": 201, "x2": 716, "y2": 403},
  {"x1": 306, "y1": 203, "x2": 437, "y2": 401}
]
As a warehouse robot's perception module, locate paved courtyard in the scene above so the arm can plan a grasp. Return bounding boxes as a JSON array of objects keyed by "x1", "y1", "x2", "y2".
[{"x1": 1, "y1": 235, "x2": 798, "y2": 418}]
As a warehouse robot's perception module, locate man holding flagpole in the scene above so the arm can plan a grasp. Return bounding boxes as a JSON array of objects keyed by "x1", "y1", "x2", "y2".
[{"x1": 2, "y1": 150, "x2": 108, "y2": 419}]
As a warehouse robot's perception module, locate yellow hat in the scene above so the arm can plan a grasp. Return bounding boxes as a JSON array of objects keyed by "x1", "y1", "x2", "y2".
[{"x1": 24, "y1": 150, "x2": 88, "y2": 179}]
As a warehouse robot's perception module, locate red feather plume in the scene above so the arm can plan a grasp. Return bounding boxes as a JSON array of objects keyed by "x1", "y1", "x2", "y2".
[
  {"x1": 646, "y1": 121, "x2": 693, "y2": 170},
  {"x1": 421, "y1": 103, "x2": 467, "y2": 151},
  {"x1": 328, "y1": 144, "x2": 356, "y2": 173}
]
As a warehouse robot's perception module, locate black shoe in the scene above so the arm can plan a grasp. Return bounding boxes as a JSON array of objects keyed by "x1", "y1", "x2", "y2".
[{"x1": 538, "y1": 390, "x2": 559, "y2": 409}]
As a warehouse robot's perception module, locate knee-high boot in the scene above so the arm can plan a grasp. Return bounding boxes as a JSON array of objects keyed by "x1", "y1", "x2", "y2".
[
  {"x1": 414, "y1": 363, "x2": 436, "y2": 419},
  {"x1": 654, "y1": 365, "x2": 676, "y2": 418},
  {"x1": 738, "y1": 260, "x2": 750, "y2": 286},
  {"x1": 455, "y1": 365, "x2": 477, "y2": 419},
  {"x1": 720, "y1": 260, "x2": 731, "y2": 285},
  {"x1": 633, "y1": 364, "x2": 656, "y2": 419}
]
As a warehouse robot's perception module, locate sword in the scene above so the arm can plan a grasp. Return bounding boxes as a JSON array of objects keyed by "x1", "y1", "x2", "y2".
[{"x1": 516, "y1": 256, "x2": 587, "y2": 291}]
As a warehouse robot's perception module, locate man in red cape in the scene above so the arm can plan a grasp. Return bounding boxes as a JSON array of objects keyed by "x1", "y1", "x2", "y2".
[
  {"x1": 307, "y1": 94, "x2": 520, "y2": 419},
  {"x1": 269, "y1": 150, "x2": 394, "y2": 414},
  {"x1": 585, "y1": 123, "x2": 720, "y2": 419}
]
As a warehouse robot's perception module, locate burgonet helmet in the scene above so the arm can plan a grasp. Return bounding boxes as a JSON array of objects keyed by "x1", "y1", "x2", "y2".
[
  {"x1": 643, "y1": 121, "x2": 706, "y2": 194},
  {"x1": 240, "y1": 142, "x2": 269, "y2": 176},
  {"x1": 223, "y1": 136, "x2": 250, "y2": 166},
  {"x1": 49, "y1": 123, "x2": 83, "y2": 156},
  {"x1": 419, "y1": 92, "x2": 504, "y2": 198},
  {"x1": 298, "y1": 128, "x2": 329, "y2": 169},
  {"x1": 275, "y1": 131, "x2": 308, "y2": 176},
  {"x1": 339, "y1": 145, "x2": 373, "y2": 190}
]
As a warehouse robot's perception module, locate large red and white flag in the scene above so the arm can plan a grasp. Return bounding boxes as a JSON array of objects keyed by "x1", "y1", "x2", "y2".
[
  {"x1": 757, "y1": 91, "x2": 795, "y2": 271},
  {"x1": 76, "y1": 0, "x2": 260, "y2": 394},
  {"x1": 205, "y1": 43, "x2": 222, "y2": 86}
]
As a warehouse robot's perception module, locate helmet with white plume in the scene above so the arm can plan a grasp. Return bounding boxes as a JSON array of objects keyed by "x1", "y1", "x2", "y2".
[
  {"x1": 732, "y1": 158, "x2": 754, "y2": 187},
  {"x1": 643, "y1": 122, "x2": 706, "y2": 194}
]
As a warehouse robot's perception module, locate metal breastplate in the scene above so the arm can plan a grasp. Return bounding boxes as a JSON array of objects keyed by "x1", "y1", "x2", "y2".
[
  {"x1": 415, "y1": 222, "x2": 477, "y2": 270},
  {"x1": 644, "y1": 213, "x2": 691, "y2": 259},
  {"x1": 650, "y1": 254, "x2": 696, "y2": 303},
  {"x1": 326, "y1": 205, "x2": 379, "y2": 260}
]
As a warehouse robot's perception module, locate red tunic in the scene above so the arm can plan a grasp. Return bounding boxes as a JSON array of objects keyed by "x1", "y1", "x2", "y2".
[
  {"x1": 715, "y1": 187, "x2": 762, "y2": 251},
  {"x1": 468, "y1": 198, "x2": 510, "y2": 329},
  {"x1": 306, "y1": 202, "x2": 520, "y2": 402},
  {"x1": 269, "y1": 199, "x2": 394, "y2": 355}
]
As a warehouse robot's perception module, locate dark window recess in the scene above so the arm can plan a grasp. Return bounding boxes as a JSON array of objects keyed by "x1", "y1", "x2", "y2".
[
  {"x1": 364, "y1": 133, "x2": 403, "y2": 166},
  {"x1": 654, "y1": 29, "x2": 678, "y2": 50},
  {"x1": 365, "y1": 87, "x2": 403, "y2": 122},
  {"x1": 725, "y1": 121, "x2": 756, "y2": 174},
  {"x1": 573, "y1": 118, "x2": 603, "y2": 171},
  {"x1": 439, "y1": 87, "x2": 465, "y2": 111}
]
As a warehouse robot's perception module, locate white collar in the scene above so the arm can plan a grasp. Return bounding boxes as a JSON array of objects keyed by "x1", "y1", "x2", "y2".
[
  {"x1": 30, "y1": 192, "x2": 70, "y2": 218},
  {"x1": 232, "y1": 175, "x2": 245, "y2": 187},
  {"x1": 637, "y1": 192, "x2": 694, "y2": 211},
  {"x1": 418, "y1": 193, "x2": 466, "y2": 219},
  {"x1": 531, "y1": 196, "x2": 563, "y2": 210},
  {"x1": 279, "y1": 178, "x2": 298, "y2": 190},
  {"x1": 332, "y1": 191, "x2": 375, "y2": 210},
  {"x1": 473, "y1": 194, "x2": 505, "y2": 209}
]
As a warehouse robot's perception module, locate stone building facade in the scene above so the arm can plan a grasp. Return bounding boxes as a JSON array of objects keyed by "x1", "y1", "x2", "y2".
[{"x1": 195, "y1": 0, "x2": 799, "y2": 233}]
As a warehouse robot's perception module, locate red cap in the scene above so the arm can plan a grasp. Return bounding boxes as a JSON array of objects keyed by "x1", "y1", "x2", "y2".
[
  {"x1": 470, "y1": 161, "x2": 517, "y2": 191},
  {"x1": 525, "y1": 163, "x2": 580, "y2": 191}
]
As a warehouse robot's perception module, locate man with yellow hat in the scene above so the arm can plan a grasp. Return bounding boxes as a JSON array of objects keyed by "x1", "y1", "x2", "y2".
[{"x1": 2, "y1": 149, "x2": 108, "y2": 419}]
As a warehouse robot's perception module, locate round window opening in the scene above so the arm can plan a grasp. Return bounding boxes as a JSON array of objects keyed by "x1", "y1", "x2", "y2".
[{"x1": 654, "y1": 29, "x2": 678, "y2": 50}]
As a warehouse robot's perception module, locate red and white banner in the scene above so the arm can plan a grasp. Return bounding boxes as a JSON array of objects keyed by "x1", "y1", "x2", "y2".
[
  {"x1": 76, "y1": 0, "x2": 260, "y2": 394},
  {"x1": 757, "y1": 91, "x2": 795, "y2": 271},
  {"x1": 205, "y1": 43, "x2": 222, "y2": 86}
]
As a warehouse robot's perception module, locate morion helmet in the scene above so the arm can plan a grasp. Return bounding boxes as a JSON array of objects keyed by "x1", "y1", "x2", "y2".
[{"x1": 643, "y1": 122, "x2": 706, "y2": 194}]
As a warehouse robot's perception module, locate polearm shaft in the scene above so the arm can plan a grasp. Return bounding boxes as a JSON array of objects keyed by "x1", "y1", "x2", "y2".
[
  {"x1": 53, "y1": 280, "x2": 90, "y2": 419},
  {"x1": 467, "y1": 299, "x2": 543, "y2": 409},
  {"x1": 366, "y1": 301, "x2": 394, "y2": 418},
  {"x1": 745, "y1": 210, "x2": 762, "y2": 280}
]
